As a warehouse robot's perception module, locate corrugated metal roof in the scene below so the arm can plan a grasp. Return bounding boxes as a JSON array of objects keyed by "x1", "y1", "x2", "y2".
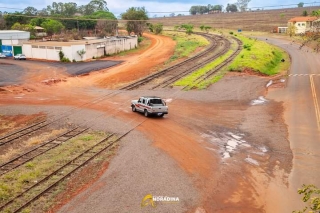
[{"x1": 0, "y1": 30, "x2": 30, "y2": 40}]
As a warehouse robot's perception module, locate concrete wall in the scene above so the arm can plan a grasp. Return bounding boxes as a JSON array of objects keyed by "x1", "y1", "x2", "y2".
[
  {"x1": 22, "y1": 36, "x2": 138, "y2": 61},
  {"x1": 23, "y1": 44, "x2": 64, "y2": 61}
]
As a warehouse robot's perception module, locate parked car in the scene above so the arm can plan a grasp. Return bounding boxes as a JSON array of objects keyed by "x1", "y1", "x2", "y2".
[
  {"x1": 131, "y1": 96, "x2": 168, "y2": 117},
  {"x1": 14, "y1": 54, "x2": 26, "y2": 60},
  {"x1": 0, "y1": 53, "x2": 6, "y2": 59}
]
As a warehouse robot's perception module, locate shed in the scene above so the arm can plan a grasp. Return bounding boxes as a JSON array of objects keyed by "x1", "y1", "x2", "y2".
[{"x1": 0, "y1": 30, "x2": 30, "y2": 56}]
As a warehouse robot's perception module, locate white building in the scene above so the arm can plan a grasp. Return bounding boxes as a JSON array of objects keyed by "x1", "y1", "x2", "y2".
[
  {"x1": 288, "y1": 16, "x2": 318, "y2": 34},
  {"x1": 22, "y1": 36, "x2": 138, "y2": 61},
  {"x1": 0, "y1": 30, "x2": 30, "y2": 56}
]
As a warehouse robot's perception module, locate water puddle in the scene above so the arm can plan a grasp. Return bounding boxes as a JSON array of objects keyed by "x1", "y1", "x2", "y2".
[
  {"x1": 201, "y1": 131, "x2": 249, "y2": 159},
  {"x1": 250, "y1": 96, "x2": 268, "y2": 105}
]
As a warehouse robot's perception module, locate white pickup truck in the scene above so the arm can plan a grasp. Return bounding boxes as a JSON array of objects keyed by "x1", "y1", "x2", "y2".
[{"x1": 131, "y1": 96, "x2": 168, "y2": 117}]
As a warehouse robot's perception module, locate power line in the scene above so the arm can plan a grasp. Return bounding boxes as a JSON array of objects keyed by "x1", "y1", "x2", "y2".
[{"x1": 0, "y1": 1, "x2": 320, "y2": 16}]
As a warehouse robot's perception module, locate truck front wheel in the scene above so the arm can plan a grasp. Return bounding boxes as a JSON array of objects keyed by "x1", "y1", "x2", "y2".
[
  {"x1": 132, "y1": 105, "x2": 136, "y2": 112},
  {"x1": 144, "y1": 110, "x2": 149, "y2": 117}
]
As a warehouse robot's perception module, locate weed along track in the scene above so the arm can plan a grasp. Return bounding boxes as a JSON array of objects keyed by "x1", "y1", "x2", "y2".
[
  {"x1": 120, "y1": 32, "x2": 232, "y2": 90},
  {"x1": 152, "y1": 35, "x2": 231, "y2": 89},
  {"x1": 182, "y1": 36, "x2": 243, "y2": 90},
  {"x1": 0, "y1": 120, "x2": 49, "y2": 147},
  {"x1": 0, "y1": 127, "x2": 89, "y2": 176},
  {"x1": 0, "y1": 119, "x2": 146, "y2": 213}
]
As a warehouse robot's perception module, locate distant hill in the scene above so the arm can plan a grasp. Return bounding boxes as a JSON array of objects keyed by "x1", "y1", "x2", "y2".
[{"x1": 149, "y1": 6, "x2": 320, "y2": 32}]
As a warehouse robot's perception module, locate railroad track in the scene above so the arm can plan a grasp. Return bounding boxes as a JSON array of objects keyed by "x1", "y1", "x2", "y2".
[
  {"x1": 120, "y1": 32, "x2": 223, "y2": 90},
  {"x1": 151, "y1": 35, "x2": 231, "y2": 89},
  {"x1": 183, "y1": 36, "x2": 243, "y2": 90},
  {"x1": 0, "y1": 119, "x2": 146, "y2": 213},
  {"x1": 0, "y1": 120, "x2": 49, "y2": 147},
  {"x1": 0, "y1": 127, "x2": 89, "y2": 176}
]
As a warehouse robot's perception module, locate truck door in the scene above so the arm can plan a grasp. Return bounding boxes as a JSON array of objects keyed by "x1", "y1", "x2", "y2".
[{"x1": 136, "y1": 98, "x2": 144, "y2": 111}]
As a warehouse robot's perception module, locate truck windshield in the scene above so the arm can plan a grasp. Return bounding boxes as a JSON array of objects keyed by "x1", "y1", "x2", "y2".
[{"x1": 150, "y1": 99, "x2": 164, "y2": 106}]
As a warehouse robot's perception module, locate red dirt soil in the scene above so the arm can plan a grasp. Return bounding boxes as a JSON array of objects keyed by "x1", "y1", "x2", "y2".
[{"x1": 0, "y1": 33, "x2": 255, "y2": 213}]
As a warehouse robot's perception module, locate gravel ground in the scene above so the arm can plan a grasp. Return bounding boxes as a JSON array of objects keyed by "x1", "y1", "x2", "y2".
[{"x1": 0, "y1": 104, "x2": 200, "y2": 213}]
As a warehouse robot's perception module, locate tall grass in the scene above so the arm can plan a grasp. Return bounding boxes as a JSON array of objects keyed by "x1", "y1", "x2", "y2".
[
  {"x1": 174, "y1": 50, "x2": 233, "y2": 88},
  {"x1": 0, "y1": 131, "x2": 108, "y2": 207},
  {"x1": 228, "y1": 34, "x2": 289, "y2": 75}
]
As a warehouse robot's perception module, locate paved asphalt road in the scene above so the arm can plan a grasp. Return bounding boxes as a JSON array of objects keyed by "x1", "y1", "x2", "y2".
[
  {"x1": 261, "y1": 36, "x2": 320, "y2": 212},
  {"x1": 0, "y1": 59, "x2": 123, "y2": 86}
]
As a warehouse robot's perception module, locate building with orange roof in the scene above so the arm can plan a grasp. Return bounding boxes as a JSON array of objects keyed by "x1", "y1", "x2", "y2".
[{"x1": 288, "y1": 16, "x2": 318, "y2": 34}]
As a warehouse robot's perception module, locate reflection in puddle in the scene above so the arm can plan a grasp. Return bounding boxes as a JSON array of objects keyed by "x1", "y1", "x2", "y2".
[
  {"x1": 201, "y1": 131, "x2": 248, "y2": 159},
  {"x1": 251, "y1": 96, "x2": 268, "y2": 105}
]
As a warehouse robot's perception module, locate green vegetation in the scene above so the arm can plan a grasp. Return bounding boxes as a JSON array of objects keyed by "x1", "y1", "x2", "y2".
[
  {"x1": 163, "y1": 31, "x2": 209, "y2": 63},
  {"x1": 200, "y1": 25, "x2": 212, "y2": 33},
  {"x1": 294, "y1": 184, "x2": 320, "y2": 213},
  {"x1": 121, "y1": 7, "x2": 148, "y2": 36},
  {"x1": 174, "y1": 50, "x2": 234, "y2": 89},
  {"x1": 0, "y1": 131, "x2": 109, "y2": 210},
  {"x1": 148, "y1": 23, "x2": 163, "y2": 35},
  {"x1": 228, "y1": 34, "x2": 289, "y2": 75}
]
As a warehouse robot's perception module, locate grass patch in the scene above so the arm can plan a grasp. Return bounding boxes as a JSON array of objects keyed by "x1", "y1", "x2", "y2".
[
  {"x1": 0, "y1": 129, "x2": 67, "y2": 165},
  {"x1": 163, "y1": 31, "x2": 209, "y2": 63},
  {"x1": 174, "y1": 50, "x2": 234, "y2": 88},
  {"x1": 228, "y1": 34, "x2": 289, "y2": 75},
  {"x1": 0, "y1": 131, "x2": 109, "y2": 209}
]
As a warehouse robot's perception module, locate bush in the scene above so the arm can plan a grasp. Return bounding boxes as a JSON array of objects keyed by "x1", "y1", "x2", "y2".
[
  {"x1": 138, "y1": 37, "x2": 144, "y2": 43},
  {"x1": 61, "y1": 57, "x2": 70, "y2": 62},
  {"x1": 229, "y1": 31, "x2": 234, "y2": 35},
  {"x1": 58, "y1": 50, "x2": 64, "y2": 61}
]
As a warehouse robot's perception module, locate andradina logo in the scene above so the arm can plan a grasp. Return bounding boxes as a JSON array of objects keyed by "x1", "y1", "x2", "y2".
[{"x1": 141, "y1": 194, "x2": 179, "y2": 208}]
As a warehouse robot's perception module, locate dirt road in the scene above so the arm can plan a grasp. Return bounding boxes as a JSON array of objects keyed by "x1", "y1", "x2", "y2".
[{"x1": 0, "y1": 33, "x2": 302, "y2": 213}]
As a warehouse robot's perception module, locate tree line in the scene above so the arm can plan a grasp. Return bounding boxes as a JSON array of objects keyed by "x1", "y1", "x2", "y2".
[
  {"x1": 189, "y1": 0, "x2": 251, "y2": 15},
  {"x1": 0, "y1": 1, "x2": 155, "y2": 39}
]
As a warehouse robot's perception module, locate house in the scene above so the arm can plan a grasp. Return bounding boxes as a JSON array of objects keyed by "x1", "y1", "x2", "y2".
[
  {"x1": 0, "y1": 30, "x2": 30, "y2": 56},
  {"x1": 22, "y1": 36, "x2": 138, "y2": 61},
  {"x1": 287, "y1": 16, "x2": 318, "y2": 34}
]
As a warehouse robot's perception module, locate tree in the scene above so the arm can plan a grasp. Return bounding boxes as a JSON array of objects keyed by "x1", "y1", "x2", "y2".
[
  {"x1": 121, "y1": 7, "x2": 148, "y2": 36},
  {"x1": 226, "y1": 4, "x2": 238, "y2": 12},
  {"x1": 287, "y1": 24, "x2": 297, "y2": 37},
  {"x1": 294, "y1": 184, "x2": 320, "y2": 213},
  {"x1": 189, "y1": 5, "x2": 209, "y2": 15},
  {"x1": 189, "y1": 6, "x2": 198, "y2": 15},
  {"x1": 4, "y1": 12, "x2": 27, "y2": 29},
  {"x1": 236, "y1": 0, "x2": 251, "y2": 12},
  {"x1": 212, "y1": 5, "x2": 222, "y2": 12},
  {"x1": 152, "y1": 23, "x2": 163, "y2": 35},
  {"x1": 11, "y1": 23, "x2": 36, "y2": 36},
  {"x1": 302, "y1": 10, "x2": 308, "y2": 16},
  {"x1": 77, "y1": 49, "x2": 86, "y2": 60},
  {"x1": 29, "y1": 18, "x2": 47, "y2": 27},
  {"x1": 63, "y1": 2, "x2": 77, "y2": 17},
  {"x1": 311, "y1": 10, "x2": 320, "y2": 17},
  {"x1": 23, "y1": 7, "x2": 38, "y2": 16},
  {"x1": 298, "y1": 2, "x2": 304, "y2": 7},
  {"x1": 41, "y1": 19, "x2": 65, "y2": 37},
  {"x1": 180, "y1": 24, "x2": 194, "y2": 35}
]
